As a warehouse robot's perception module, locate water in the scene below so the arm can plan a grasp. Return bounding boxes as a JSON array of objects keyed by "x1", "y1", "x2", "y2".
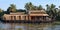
[{"x1": 0, "y1": 22, "x2": 60, "y2": 30}]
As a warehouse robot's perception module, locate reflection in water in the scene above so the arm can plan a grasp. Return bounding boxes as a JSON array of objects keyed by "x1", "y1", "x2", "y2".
[{"x1": 0, "y1": 23, "x2": 60, "y2": 30}]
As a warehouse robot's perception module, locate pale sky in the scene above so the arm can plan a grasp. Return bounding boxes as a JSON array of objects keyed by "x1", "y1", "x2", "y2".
[{"x1": 0, "y1": 0, "x2": 60, "y2": 11}]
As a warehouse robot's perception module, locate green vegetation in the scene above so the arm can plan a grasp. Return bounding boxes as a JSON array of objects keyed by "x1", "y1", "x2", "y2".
[
  {"x1": 17, "y1": 28, "x2": 22, "y2": 30},
  {"x1": 7, "y1": 4, "x2": 17, "y2": 13},
  {"x1": 0, "y1": 9, "x2": 4, "y2": 19},
  {"x1": 53, "y1": 21, "x2": 60, "y2": 25},
  {"x1": 0, "y1": 2, "x2": 60, "y2": 21},
  {"x1": 25, "y1": 2, "x2": 43, "y2": 10}
]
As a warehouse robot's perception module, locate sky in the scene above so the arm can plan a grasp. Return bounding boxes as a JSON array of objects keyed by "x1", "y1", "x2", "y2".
[{"x1": 0, "y1": 0, "x2": 60, "y2": 11}]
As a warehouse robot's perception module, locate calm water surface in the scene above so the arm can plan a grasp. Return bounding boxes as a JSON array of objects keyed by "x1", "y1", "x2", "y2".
[{"x1": 0, "y1": 22, "x2": 60, "y2": 30}]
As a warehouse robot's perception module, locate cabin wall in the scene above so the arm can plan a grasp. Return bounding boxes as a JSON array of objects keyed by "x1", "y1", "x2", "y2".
[{"x1": 3, "y1": 15, "x2": 29, "y2": 21}]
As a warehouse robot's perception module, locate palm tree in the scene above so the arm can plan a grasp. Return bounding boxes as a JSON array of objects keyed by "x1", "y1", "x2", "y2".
[
  {"x1": 25, "y1": 2, "x2": 43, "y2": 10},
  {"x1": 25, "y1": 3, "x2": 29, "y2": 10},
  {"x1": 58, "y1": 6, "x2": 60, "y2": 16},
  {"x1": 0, "y1": 8, "x2": 3, "y2": 13},
  {"x1": 56, "y1": 7, "x2": 60, "y2": 20},
  {"x1": 0, "y1": 8, "x2": 4, "y2": 19},
  {"x1": 7, "y1": 4, "x2": 17, "y2": 13},
  {"x1": 38, "y1": 5, "x2": 43, "y2": 10},
  {"x1": 25, "y1": 2, "x2": 34, "y2": 10},
  {"x1": 33, "y1": 6, "x2": 38, "y2": 10},
  {"x1": 46, "y1": 4, "x2": 57, "y2": 20}
]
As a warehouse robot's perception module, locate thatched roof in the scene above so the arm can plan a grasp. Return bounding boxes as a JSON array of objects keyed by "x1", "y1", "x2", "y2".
[
  {"x1": 28, "y1": 10, "x2": 46, "y2": 14},
  {"x1": 10, "y1": 12, "x2": 25, "y2": 15},
  {"x1": 28, "y1": 10, "x2": 49, "y2": 16},
  {"x1": 29, "y1": 14, "x2": 49, "y2": 16},
  {"x1": 3, "y1": 10, "x2": 49, "y2": 16}
]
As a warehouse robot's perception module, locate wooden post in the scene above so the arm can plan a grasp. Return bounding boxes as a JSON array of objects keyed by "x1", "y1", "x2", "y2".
[
  {"x1": 21, "y1": 16, "x2": 22, "y2": 20},
  {"x1": 29, "y1": 16, "x2": 31, "y2": 20}
]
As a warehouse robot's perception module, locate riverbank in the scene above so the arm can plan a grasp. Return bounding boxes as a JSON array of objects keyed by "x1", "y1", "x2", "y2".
[{"x1": 53, "y1": 21, "x2": 60, "y2": 25}]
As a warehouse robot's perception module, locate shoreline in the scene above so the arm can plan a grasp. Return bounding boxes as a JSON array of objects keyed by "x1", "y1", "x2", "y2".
[{"x1": 0, "y1": 20, "x2": 53, "y2": 23}]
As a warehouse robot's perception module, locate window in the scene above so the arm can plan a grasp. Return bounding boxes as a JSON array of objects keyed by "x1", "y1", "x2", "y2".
[
  {"x1": 11, "y1": 16, "x2": 13, "y2": 20},
  {"x1": 19, "y1": 16, "x2": 21, "y2": 20},
  {"x1": 14, "y1": 16, "x2": 16, "y2": 20},
  {"x1": 24, "y1": 16, "x2": 26, "y2": 20}
]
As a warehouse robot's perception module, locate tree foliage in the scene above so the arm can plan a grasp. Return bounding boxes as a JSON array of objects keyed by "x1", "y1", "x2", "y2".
[
  {"x1": 25, "y1": 2, "x2": 43, "y2": 10},
  {"x1": 38, "y1": 5, "x2": 43, "y2": 10},
  {"x1": 0, "y1": 8, "x2": 4, "y2": 17},
  {"x1": 0, "y1": 8, "x2": 3, "y2": 13},
  {"x1": 25, "y1": 2, "x2": 34, "y2": 10},
  {"x1": 7, "y1": 4, "x2": 17, "y2": 13},
  {"x1": 46, "y1": 4, "x2": 58, "y2": 20}
]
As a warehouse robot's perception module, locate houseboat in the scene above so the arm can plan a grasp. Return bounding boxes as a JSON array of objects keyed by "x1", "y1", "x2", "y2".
[{"x1": 2, "y1": 10, "x2": 51, "y2": 23}]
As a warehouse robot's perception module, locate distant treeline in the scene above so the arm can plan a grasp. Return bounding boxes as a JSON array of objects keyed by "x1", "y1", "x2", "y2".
[{"x1": 0, "y1": 2, "x2": 60, "y2": 21}]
